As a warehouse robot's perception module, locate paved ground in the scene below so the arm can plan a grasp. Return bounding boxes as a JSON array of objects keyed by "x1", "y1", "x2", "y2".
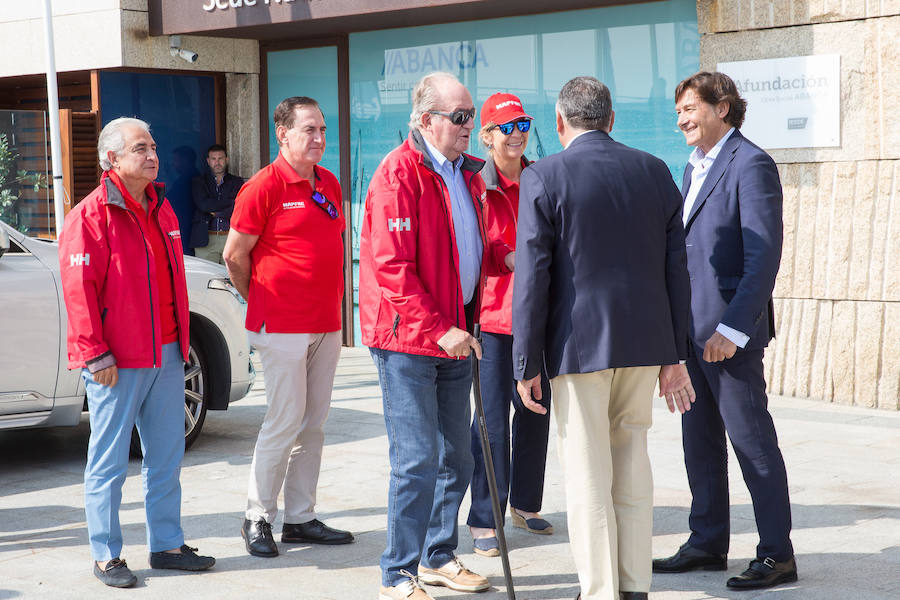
[{"x1": 1, "y1": 347, "x2": 899, "y2": 599}]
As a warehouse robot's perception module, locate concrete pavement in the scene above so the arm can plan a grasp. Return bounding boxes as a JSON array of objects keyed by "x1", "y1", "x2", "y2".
[{"x1": 1, "y1": 347, "x2": 899, "y2": 599}]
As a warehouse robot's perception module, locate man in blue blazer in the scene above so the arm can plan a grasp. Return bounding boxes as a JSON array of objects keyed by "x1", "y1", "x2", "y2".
[
  {"x1": 652, "y1": 71, "x2": 797, "y2": 590},
  {"x1": 513, "y1": 76, "x2": 695, "y2": 600}
]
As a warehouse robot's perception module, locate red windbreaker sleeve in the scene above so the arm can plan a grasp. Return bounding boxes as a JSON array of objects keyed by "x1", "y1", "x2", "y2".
[
  {"x1": 59, "y1": 204, "x2": 113, "y2": 371},
  {"x1": 366, "y1": 163, "x2": 456, "y2": 345}
]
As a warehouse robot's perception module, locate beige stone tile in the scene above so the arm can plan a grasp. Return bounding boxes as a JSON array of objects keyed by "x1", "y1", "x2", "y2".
[
  {"x1": 793, "y1": 163, "x2": 819, "y2": 298},
  {"x1": 830, "y1": 300, "x2": 856, "y2": 403},
  {"x1": 794, "y1": 298, "x2": 818, "y2": 396},
  {"x1": 809, "y1": 300, "x2": 833, "y2": 400},
  {"x1": 854, "y1": 301, "x2": 883, "y2": 407},
  {"x1": 811, "y1": 162, "x2": 833, "y2": 299},
  {"x1": 787, "y1": 297, "x2": 808, "y2": 395},
  {"x1": 777, "y1": 163, "x2": 799, "y2": 298},
  {"x1": 884, "y1": 162, "x2": 900, "y2": 300},
  {"x1": 225, "y1": 73, "x2": 261, "y2": 179},
  {"x1": 867, "y1": 160, "x2": 894, "y2": 300},
  {"x1": 848, "y1": 161, "x2": 876, "y2": 300},
  {"x1": 770, "y1": 297, "x2": 793, "y2": 393},
  {"x1": 771, "y1": 0, "x2": 793, "y2": 26},
  {"x1": 825, "y1": 162, "x2": 856, "y2": 299},
  {"x1": 878, "y1": 303, "x2": 900, "y2": 409}
]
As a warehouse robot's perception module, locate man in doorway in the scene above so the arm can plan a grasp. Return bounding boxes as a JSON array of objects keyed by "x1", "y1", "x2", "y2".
[
  {"x1": 190, "y1": 144, "x2": 243, "y2": 264},
  {"x1": 652, "y1": 71, "x2": 796, "y2": 591},
  {"x1": 359, "y1": 71, "x2": 513, "y2": 600},
  {"x1": 224, "y1": 96, "x2": 354, "y2": 559},
  {"x1": 513, "y1": 76, "x2": 695, "y2": 600}
]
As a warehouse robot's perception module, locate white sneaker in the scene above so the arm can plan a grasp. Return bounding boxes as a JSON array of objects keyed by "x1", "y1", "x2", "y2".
[
  {"x1": 379, "y1": 572, "x2": 435, "y2": 600},
  {"x1": 418, "y1": 557, "x2": 490, "y2": 592}
]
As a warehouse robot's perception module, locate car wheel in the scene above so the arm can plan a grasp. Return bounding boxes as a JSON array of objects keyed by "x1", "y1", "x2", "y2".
[
  {"x1": 183, "y1": 337, "x2": 209, "y2": 450},
  {"x1": 129, "y1": 334, "x2": 210, "y2": 456}
]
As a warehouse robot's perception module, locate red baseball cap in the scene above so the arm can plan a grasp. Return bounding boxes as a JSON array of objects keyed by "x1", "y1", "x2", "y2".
[{"x1": 480, "y1": 93, "x2": 533, "y2": 127}]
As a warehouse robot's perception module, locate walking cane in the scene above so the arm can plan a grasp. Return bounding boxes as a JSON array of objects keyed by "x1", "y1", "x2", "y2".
[{"x1": 471, "y1": 322, "x2": 516, "y2": 600}]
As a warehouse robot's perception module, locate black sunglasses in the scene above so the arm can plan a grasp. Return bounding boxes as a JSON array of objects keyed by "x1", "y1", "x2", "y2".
[
  {"x1": 428, "y1": 108, "x2": 476, "y2": 126},
  {"x1": 494, "y1": 120, "x2": 531, "y2": 135},
  {"x1": 312, "y1": 169, "x2": 339, "y2": 220}
]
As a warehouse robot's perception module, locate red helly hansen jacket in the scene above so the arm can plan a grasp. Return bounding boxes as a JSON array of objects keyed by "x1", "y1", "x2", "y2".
[
  {"x1": 359, "y1": 130, "x2": 511, "y2": 358},
  {"x1": 59, "y1": 172, "x2": 190, "y2": 372}
]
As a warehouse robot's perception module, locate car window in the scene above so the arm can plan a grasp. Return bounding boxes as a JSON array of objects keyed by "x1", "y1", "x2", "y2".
[{"x1": 5, "y1": 237, "x2": 27, "y2": 254}]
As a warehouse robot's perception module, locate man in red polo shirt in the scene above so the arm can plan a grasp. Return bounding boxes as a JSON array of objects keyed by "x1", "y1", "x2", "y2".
[{"x1": 223, "y1": 96, "x2": 353, "y2": 558}]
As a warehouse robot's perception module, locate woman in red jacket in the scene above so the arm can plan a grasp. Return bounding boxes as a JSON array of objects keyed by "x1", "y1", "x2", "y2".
[
  {"x1": 59, "y1": 117, "x2": 214, "y2": 588},
  {"x1": 468, "y1": 94, "x2": 553, "y2": 556}
]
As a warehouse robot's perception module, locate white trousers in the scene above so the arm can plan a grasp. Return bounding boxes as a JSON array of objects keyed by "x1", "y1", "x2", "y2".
[
  {"x1": 551, "y1": 366, "x2": 660, "y2": 599},
  {"x1": 245, "y1": 328, "x2": 342, "y2": 524}
]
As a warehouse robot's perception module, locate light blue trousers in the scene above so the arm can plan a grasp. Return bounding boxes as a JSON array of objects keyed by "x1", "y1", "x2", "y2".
[{"x1": 82, "y1": 342, "x2": 185, "y2": 561}]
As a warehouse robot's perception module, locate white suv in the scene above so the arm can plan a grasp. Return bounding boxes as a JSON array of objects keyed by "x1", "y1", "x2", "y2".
[{"x1": 0, "y1": 220, "x2": 254, "y2": 450}]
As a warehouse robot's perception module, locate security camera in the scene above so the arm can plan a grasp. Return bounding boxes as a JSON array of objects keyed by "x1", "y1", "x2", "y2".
[{"x1": 169, "y1": 36, "x2": 198, "y2": 63}]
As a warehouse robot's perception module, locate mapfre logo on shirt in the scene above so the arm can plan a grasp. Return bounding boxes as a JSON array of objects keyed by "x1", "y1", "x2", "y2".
[
  {"x1": 167, "y1": 230, "x2": 181, "y2": 239},
  {"x1": 283, "y1": 201, "x2": 306, "y2": 210}
]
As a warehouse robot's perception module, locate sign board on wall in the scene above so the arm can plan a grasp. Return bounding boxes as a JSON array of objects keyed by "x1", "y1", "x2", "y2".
[{"x1": 717, "y1": 54, "x2": 840, "y2": 149}]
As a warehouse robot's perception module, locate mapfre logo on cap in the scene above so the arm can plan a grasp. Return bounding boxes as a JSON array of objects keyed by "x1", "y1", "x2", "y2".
[{"x1": 494, "y1": 100, "x2": 522, "y2": 110}]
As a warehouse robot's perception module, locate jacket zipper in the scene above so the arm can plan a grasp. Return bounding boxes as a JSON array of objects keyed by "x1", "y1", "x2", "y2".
[{"x1": 123, "y1": 207, "x2": 158, "y2": 368}]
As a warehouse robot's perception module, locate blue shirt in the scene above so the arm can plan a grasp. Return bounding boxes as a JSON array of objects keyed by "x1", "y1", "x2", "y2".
[{"x1": 422, "y1": 137, "x2": 483, "y2": 304}]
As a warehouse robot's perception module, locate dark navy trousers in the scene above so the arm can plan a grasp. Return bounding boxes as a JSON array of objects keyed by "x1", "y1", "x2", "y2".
[
  {"x1": 683, "y1": 343, "x2": 793, "y2": 561},
  {"x1": 468, "y1": 331, "x2": 551, "y2": 529}
]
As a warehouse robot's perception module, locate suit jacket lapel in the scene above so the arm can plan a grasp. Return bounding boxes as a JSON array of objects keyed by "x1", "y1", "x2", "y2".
[
  {"x1": 681, "y1": 164, "x2": 693, "y2": 199},
  {"x1": 684, "y1": 131, "x2": 743, "y2": 229}
]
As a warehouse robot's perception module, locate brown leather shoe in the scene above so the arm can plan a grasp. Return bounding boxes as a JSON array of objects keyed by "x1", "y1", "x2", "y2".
[{"x1": 418, "y1": 557, "x2": 489, "y2": 592}]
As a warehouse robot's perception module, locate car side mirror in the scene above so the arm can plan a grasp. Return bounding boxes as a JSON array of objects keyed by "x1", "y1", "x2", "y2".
[{"x1": 0, "y1": 227, "x2": 9, "y2": 259}]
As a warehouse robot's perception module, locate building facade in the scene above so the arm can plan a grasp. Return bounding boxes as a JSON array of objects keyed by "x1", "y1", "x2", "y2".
[{"x1": 1, "y1": 0, "x2": 896, "y2": 409}]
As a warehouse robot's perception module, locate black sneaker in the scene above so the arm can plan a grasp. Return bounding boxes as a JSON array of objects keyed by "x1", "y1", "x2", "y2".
[
  {"x1": 148, "y1": 544, "x2": 215, "y2": 571},
  {"x1": 94, "y1": 558, "x2": 137, "y2": 588}
]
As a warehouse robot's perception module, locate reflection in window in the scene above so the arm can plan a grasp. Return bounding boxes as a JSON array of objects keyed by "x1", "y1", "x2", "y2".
[{"x1": 347, "y1": 0, "x2": 699, "y2": 343}]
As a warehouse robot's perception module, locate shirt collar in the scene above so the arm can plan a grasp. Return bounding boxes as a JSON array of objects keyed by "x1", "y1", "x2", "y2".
[
  {"x1": 422, "y1": 136, "x2": 463, "y2": 172},
  {"x1": 273, "y1": 152, "x2": 316, "y2": 186},
  {"x1": 564, "y1": 129, "x2": 598, "y2": 150},
  {"x1": 689, "y1": 127, "x2": 735, "y2": 168},
  {"x1": 495, "y1": 166, "x2": 517, "y2": 191},
  {"x1": 106, "y1": 170, "x2": 158, "y2": 213}
]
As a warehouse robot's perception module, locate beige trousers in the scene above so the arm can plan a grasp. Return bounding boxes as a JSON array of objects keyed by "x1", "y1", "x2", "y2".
[
  {"x1": 551, "y1": 365, "x2": 660, "y2": 599},
  {"x1": 245, "y1": 328, "x2": 342, "y2": 524},
  {"x1": 194, "y1": 233, "x2": 227, "y2": 264}
]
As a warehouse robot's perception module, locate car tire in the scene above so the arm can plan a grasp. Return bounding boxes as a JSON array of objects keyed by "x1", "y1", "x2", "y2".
[{"x1": 129, "y1": 330, "x2": 210, "y2": 457}]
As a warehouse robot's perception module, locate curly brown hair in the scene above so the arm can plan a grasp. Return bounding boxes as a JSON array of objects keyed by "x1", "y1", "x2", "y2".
[{"x1": 674, "y1": 71, "x2": 747, "y2": 129}]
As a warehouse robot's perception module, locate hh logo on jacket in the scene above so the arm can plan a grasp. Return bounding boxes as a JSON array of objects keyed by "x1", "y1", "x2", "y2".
[
  {"x1": 388, "y1": 217, "x2": 411, "y2": 232},
  {"x1": 69, "y1": 253, "x2": 90, "y2": 267}
]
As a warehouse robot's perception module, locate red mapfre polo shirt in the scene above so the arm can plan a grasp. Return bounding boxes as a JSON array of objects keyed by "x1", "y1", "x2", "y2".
[{"x1": 231, "y1": 154, "x2": 345, "y2": 334}]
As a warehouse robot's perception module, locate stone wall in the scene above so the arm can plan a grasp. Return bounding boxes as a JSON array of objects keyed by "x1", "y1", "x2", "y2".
[{"x1": 697, "y1": 3, "x2": 900, "y2": 408}]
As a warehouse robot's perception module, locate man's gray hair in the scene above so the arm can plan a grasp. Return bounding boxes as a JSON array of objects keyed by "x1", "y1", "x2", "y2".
[
  {"x1": 408, "y1": 72, "x2": 459, "y2": 131},
  {"x1": 557, "y1": 76, "x2": 613, "y2": 132},
  {"x1": 98, "y1": 117, "x2": 151, "y2": 171}
]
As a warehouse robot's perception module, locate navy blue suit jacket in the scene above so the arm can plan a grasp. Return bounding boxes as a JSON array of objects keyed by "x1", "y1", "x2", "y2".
[
  {"x1": 682, "y1": 129, "x2": 782, "y2": 350},
  {"x1": 512, "y1": 130, "x2": 691, "y2": 381}
]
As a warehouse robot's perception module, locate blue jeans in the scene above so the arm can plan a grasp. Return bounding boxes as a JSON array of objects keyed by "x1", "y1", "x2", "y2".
[
  {"x1": 83, "y1": 342, "x2": 185, "y2": 561},
  {"x1": 370, "y1": 348, "x2": 475, "y2": 587},
  {"x1": 468, "y1": 331, "x2": 551, "y2": 528}
]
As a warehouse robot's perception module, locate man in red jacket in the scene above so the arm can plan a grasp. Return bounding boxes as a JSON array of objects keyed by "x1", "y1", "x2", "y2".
[
  {"x1": 359, "y1": 72, "x2": 513, "y2": 600},
  {"x1": 59, "y1": 117, "x2": 215, "y2": 588}
]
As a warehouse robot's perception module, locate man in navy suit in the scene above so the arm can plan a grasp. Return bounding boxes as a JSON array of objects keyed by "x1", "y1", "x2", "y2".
[
  {"x1": 513, "y1": 76, "x2": 695, "y2": 600},
  {"x1": 652, "y1": 71, "x2": 797, "y2": 590}
]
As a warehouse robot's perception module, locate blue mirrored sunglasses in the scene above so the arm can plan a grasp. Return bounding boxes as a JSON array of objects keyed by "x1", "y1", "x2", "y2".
[
  {"x1": 494, "y1": 120, "x2": 531, "y2": 135},
  {"x1": 311, "y1": 190, "x2": 339, "y2": 219}
]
